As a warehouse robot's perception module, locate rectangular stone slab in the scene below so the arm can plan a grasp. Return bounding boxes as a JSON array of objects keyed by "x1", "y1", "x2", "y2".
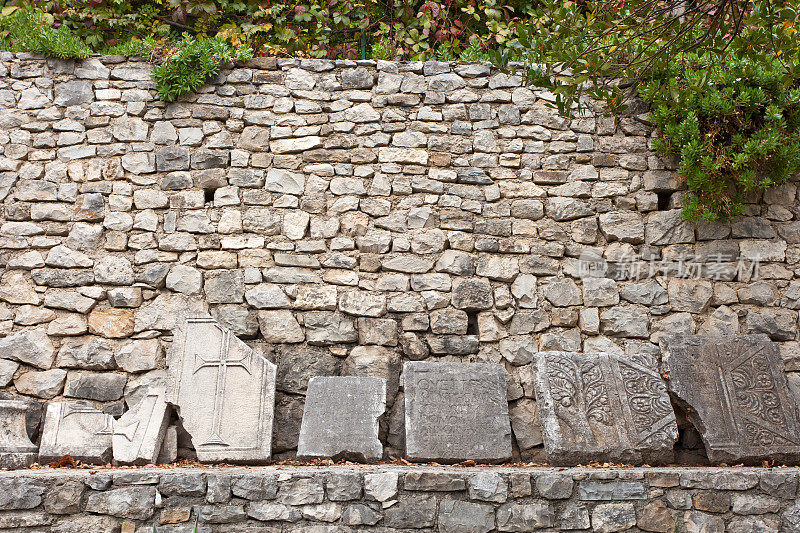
[
  {"x1": 533, "y1": 351, "x2": 677, "y2": 466},
  {"x1": 404, "y1": 361, "x2": 512, "y2": 463},
  {"x1": 297, "y1": 376, "x2": 385, "y2": 462},
  {"x1": 662, "y1": 334, "x2": 800, "y2": 464},
  {"x1": 113, "y1": 387, "x2": 169, "y2": 465},
  {"x1": 39, "y1": 401, "x2": 114, "y2": 464},
  {"x1": 167, "y1": 315, "x2": 276, "y2": 464}
]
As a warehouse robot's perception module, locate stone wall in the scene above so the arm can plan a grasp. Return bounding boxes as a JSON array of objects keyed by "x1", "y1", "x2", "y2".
[
  {"x1": 0, "y1": 465, "x2": 798, "y2": 532},
  {"x1": 1, "y1": 53, "x2": 800, "y2": 459}
]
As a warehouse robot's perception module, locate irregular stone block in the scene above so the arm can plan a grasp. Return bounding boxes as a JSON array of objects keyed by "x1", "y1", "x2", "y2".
[
  {"x1": 662, "y1": 334, "x2": 800, "y2": 464},
  {"x1": 113, "y1": 388, "x2": 169, "y2": 465},
  {"x1": 404, "y1": 361, "x2": 512, "y2": 463},
  {"x1": 297, "y1": 377, "x2": 385, "y2": 462},
  {"x1": 0, "y1": 400, "x2": 38, "y2": 468},
  {"x1": 167, "y1": 316, "x2": 276, "y2": 463},
  {"x1": 39, "y1": 401, "x2": 114, "y2": 464},
  {"x1": 533, "y1": 351, "x2": 677, "y2": 465}
]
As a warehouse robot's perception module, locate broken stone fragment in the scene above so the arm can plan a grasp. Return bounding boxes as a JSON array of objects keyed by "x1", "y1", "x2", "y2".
[
  {"x1": 38, "y1": 401, "x2": 114, "y2": 465},
  {"x1": 297, "y1": 376, "x2": 385, "y2": 462},
  {"x1": 167, "y1": 315, "x2": 276, "y2": 464},
  {"x1": 0, "y1": 400, "x2": 38, "y2": 468},
  {"x1": 662, "y1": 334, "x2": 800, "y2": 464}
]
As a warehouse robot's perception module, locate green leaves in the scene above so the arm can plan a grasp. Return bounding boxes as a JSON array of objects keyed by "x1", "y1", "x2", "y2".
[
  {"x1": 501, "y1": 0, "x2": 800, "y2": 221},
  {"x1": 151, "y1": 34, "x2": 253, "y2": 102},
  {"x1": 0, "y1": 8, "x2": 91, "y2": 59}
]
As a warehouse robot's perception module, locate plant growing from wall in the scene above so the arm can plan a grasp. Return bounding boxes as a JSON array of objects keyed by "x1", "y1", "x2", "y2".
[
  {"x1": 0, "y1": 7, "x2": 91, "y2": 59},
  {"x1": 504, "y1": 0, "x2": 800, "y2": 221},
  {"x1": 150, "y1": 33, "x2": 252, "y2": 102}
]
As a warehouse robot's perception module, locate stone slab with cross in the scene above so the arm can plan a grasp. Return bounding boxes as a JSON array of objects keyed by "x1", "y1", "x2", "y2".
[
  {"x1": 403, "y1": 361, "x2": 512, "y2": 463},
  {"x1": 113, "y1": 387, "x2": 169, "y2": 465},
  {"x1": 167, "y1": 315, "x2": 276, "y2": 464},
  {"x1": 39, "y1": 401, "x2": 114, "y2": 464},
  {"x1": 297, "y1": 376, "x2": 385, "y2": 462},
  {"x1": 533, "y1": 351, "x2": 678, "y2": 466},
  {"x1": 662, "y1": 334, "x2": 800, "y2": 464}
]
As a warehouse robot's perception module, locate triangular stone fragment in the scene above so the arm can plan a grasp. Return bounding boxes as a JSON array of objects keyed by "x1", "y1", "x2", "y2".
[
  {"x1": 297, "y1": 376, "x2": 385, "y2": 462},
  {"x1": 533, "y1": 351, "x2": 678, "y2": 465},
  {"x1": 113, "y1": 387, "x2": 169, "y2": 465},
  {"x1": 662, "y1": 334, "x2": 800, "y2": 464},
  {"x1": 167, "y1": 315, "x2": 276, "y2": 463},
  {"x1": 404, "y1": 361, "x2": 512, "y2": 463},
  {"x1": 0, "y1": 399, "x2": 38, "y2": 468},
  {"x1": 39, "y1": 401, "x2": 114, "y2": 464}
]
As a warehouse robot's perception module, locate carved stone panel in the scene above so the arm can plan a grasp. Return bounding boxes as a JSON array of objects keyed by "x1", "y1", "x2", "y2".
[
  {"x1": 533, "y1": 351, "x2": 677, "y2": 465},
  {"x1": 39, "y1": 401, "x2": 114, "y2": 464},
  {"x1": 113, "y1": 387, "x2": 169, "y2": 465},
  {"x1": 167, "y1": 316, "x2": 276, "y2": 463},
  {"x1": 662, "y1": 334, "x2": 800, "y2": 464},
  {"x1": 404, "y1": 361, "x2": 512, "y2": 463},
  {"x1": 297, "y1": 376, "x2": 385, "y2": 461}
]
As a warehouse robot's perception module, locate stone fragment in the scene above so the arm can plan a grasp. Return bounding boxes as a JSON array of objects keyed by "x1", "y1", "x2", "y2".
[
  {"x1": 14, "y1": 369, "x2": 67, "y2": 399},
  {"x1": 38, "y1": 401, "x2": 114, "y2": 464},
  {"x1": 167, "y1": 316, "x2": 276, "y2": 463},
  {"x1": 438, "y1": 500, "x2": 495, "y2": 533},
  {"x1": 404, "y1": 361, "x2": 512, "y2": 462},
  {"x1": 0, "y1": 328, "x2": 55, "y2": 369},
  {"x1": 592, "y1": 503, "x2": 636, "y2": 533},
  {"x1": 0, "y1": 400, "x2": 38, "y2": 468},
  {"x1": 84, "y1": 486, "x2": 156, "y2": 521},
  {"x1": 88, "y1": 308, "x2": 135, "y2": 338},
  {"x1": 64, "y1": 371, "x2": 126, "y2": 401},
  {"x1": 297, "y1": 377, "x2": 385, "y2": 461},
  {"x1": 496, "y1": 502, "x2": 555, "y2": 531},
  {"x1": 533, "y1": 351, "x2": 677, "y2": 465},
  {"x1": 662, "y1": 334, "x2": 800, "y2": 463},
  {"x1": 113, "y1": 388, "x2": 169, "y2": 465},
  {"x1": 258, "y1": 310, "x2": 304, "y2": 343}
]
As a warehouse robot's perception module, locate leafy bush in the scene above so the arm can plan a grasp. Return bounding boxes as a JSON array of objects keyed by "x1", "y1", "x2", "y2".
[
  {"x1": 0, "y1": 7, "x2": 91, "y2": 59},
  {"x1": 151, "y1": 34, "x2": 252, "y2": 102},
  {"x1": 507, "y1": 0, "x2": 800, "y2": 221},
  {"x1": 20, "y1": 0, "x2": 531, "y2": 61},
  {"x1": 641, "y1": 48, "x2": 800, "y2": 221},
  {"x1": 109, "y1": 37, "x2": 161, "y2": 58}
]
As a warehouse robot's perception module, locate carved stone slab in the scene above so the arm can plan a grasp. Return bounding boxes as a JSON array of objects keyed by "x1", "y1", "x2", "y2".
[
  {"x1": 662, "y1": 334, "x2": 800, "y2": 464},
  {"x1": 167, "y1": 316, "x2": 276, "y2": 463},
  {"x1": 39, "y1": 401, "x2": 114, "y2": 464},
  {"x1": 297, "y1": 376, "x2": 385, "y2": 461},
  {"x1": 113, "y1": 388, "x2": 169, "y2": 465},
  {"x1": 404, "y1": 361, "x2": 512, "y2": 463},
  {"x1": 533, "y1": 351, "x2": 677, "y2": 465},
  {"x1": 0, "y1": 400, "x2": 38, "y2": 468}
]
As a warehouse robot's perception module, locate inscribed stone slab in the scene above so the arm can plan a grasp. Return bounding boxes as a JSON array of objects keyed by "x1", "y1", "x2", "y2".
[
  {"x1": 297, "y1": 376, "x2": 385, "y2": 461},
  {"x1": 533, "y1": 351, "x2": 677, "y2": 465},
  {"x1": 39, "y1": 401, "x2": 114, "y2": 464},
  {"x1": 404, "y1": 361, "x2": 512, "y2": 463},
  {"x1": 167, "y1": 315, "x2": 276, "y2": 463},
  {"x1": 113, "y1": 387, "x2": 169, "y2": 465},
  {"x1": 0, "y1": 400, "x2": 38, "y2": 468},
  {"x1": 662, "y1": 334, "x2": 800, "y2": 464}
]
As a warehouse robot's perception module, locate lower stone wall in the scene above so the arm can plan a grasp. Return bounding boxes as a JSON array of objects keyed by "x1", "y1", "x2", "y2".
[{"x1": 0, "y1": 466, "x2": 797, "y2": 532}]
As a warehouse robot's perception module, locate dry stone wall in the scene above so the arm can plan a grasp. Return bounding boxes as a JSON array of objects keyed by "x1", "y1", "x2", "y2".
[
  {"x1": 0, "y1": 465, "x2": 799, "y2": 532},
  {"x1": 1, "y1": 53, "x2": 800, "y2": 459}
]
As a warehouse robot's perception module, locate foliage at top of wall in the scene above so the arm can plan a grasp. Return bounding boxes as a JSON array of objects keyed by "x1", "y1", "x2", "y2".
[
  {"x1": 505, "y1": 0, "x2": 800, "y2": 221},
  {"x1": 0, "y1": 7, "x2": 90, "y2": 59},
  {"x1": 4, "y1": 0, "x2": 528, "y2": 61}
]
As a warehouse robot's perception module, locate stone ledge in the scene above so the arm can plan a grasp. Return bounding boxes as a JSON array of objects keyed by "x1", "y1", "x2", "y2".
[{"x1": 0, "y1": 465, "x2": 797, "y2": 531}]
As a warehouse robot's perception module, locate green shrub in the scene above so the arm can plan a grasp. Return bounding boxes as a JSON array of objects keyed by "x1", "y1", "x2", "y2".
[
  {"x1": 109, "y1": 37, "x2": 160, "y2": 58},
  {"x1": 506, "y1": 0, "x2": 800, "y2": 221},
  {"x1": 640, "y1": 48, "x2": 800, "y2": 221},
  {"x1": 151, "y1": 34, "x2": 252, "y2": 102},
  {"x1": 0, "y1": 8, "x2": 91, "y2": 59}
]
